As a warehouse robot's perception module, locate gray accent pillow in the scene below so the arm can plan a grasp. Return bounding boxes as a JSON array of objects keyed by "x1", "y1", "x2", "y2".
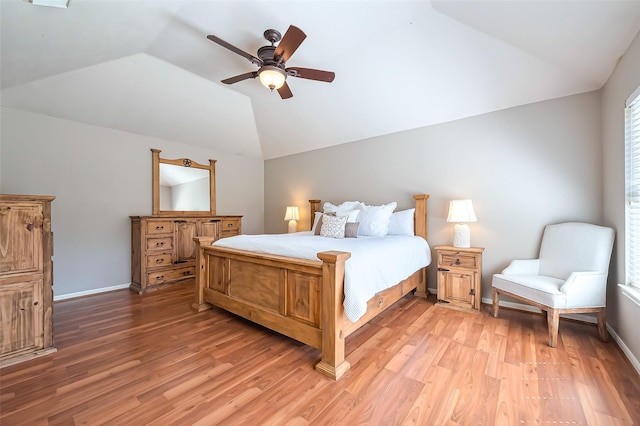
[{"x1": 345, "y1": 222, "x2": 359, "y2": 238}]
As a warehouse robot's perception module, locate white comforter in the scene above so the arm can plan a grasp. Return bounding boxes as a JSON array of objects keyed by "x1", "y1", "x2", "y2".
[{"x1": 212, "y1": 232, "x2": 431, "y2": 322}]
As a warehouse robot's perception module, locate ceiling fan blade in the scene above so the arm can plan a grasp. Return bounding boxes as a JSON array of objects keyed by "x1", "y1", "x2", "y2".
[
  {"x1": 207, "y1": 34, "x2": 263, "y2": 66},
  {"x1": 221, "y1": 71, "x2": 258, "y2": 84},
  {"x1": 277, "y1": 82, "x2": 293, "y2": 99},
  {"x1": 274, "y1": 25, "x2": 306, "y2": 63},
  {"x1": 286, "y1": 67, "x2": 335, "y2": 83}
]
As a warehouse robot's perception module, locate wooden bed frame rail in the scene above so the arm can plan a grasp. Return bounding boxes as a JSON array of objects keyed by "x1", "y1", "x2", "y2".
[{"x1": 193, "y1": 194, "x2": 429, "y2": 380}]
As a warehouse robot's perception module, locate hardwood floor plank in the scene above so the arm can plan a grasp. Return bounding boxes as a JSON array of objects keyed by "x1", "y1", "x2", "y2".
[
  {"x1": 1, "y1": 282, "x2": 638, "y2": 425},
  {"x1": 495, "y1": 363, "x2": 521, "y2": 425},
  {"x1": 340, "y1": 368, "x2": 424, "y2": 424}
]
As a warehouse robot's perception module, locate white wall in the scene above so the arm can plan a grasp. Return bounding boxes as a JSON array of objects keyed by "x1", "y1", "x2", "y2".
[
  {"x1": 265, "y1": 91, "x2": 603, "y2": 307},
  {"x1": 602, "y1": 31, "x2": 640, "y2": 367},
  {"x1": 0, "y1": 107, "x2": 264, "y2": 297}
]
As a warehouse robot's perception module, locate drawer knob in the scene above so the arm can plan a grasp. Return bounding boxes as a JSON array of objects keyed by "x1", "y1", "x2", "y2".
[
  {"x1": 156, "y1": 225, "x2": 164, "y2": 230},
  {"x1": 156, "y1": 242, "x2": 164, "y2": 247},
  {"x1": 183, "y1": 271, "x2": 190, "y2": 276},
  {"x1": 156, "y1": 258, "x2": 164, "y2": 264},
  {"x1": 455, "y1": 258, "x2": 461, "y2": 265},
  {"x1": 227, "y1": 223, "x2": 233, "y2": 228},
  {"x1": 155, "y1": 275, "x2": 164, "y2": 281}
]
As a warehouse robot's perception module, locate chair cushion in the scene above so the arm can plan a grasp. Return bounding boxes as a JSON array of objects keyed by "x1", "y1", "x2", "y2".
[{"x1": 492, "y1": 274, "x2": 567, "y2": 308}]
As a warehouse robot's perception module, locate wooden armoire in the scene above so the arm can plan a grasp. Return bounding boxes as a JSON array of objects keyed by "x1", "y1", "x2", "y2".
[{"x1": 0, "y1": 194, "x2": 56, "y2": 368}]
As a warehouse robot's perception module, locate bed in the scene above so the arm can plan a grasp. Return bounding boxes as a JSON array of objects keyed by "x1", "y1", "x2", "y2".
[{"x1": 192, "y1": 194, "x2": 430, "y2": 380}]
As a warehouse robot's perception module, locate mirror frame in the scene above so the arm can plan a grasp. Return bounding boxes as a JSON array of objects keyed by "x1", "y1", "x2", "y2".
[{"x1": 151, "y1": 148, "x2": 216, "y2": 216}]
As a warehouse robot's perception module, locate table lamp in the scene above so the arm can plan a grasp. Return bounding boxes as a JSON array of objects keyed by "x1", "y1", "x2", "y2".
[
  {"x1": 284, "y1": 206, "x2": 300, "y2": 233},
  {"x1": 446, "y1": 200, "x2": 477, "y2": 248}
]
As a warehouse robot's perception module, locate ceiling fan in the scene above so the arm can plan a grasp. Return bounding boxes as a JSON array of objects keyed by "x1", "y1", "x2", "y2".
[{"x1": 207, "y1": 25, "x2": 335, "y2": 99}]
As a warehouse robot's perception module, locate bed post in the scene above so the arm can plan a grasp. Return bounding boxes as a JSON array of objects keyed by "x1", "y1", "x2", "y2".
[
  {"x1": 413, "y1": 194, "x2": 429, "y2": 240},
  {"x1": 192, "y1": 236, "x2": 216, "y2": 312},
  {"x1": 309, "y1": 199, "x2": 321, "y2": 230},
  {"x1": 413, "y1": 194, "x2": 429, "y2": 298},
  {"x1": 315, "y1": 250, "x2": 352, "y2": 380}
]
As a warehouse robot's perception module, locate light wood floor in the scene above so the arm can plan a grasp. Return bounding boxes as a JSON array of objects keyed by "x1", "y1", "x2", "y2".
[{"x1": 1, "y1": 282, "x2": 639, "y2": 425}]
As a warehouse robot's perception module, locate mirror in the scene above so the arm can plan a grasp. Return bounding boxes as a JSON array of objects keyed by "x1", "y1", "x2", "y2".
[{"x1": 152, "y1": 149, "x2": 216, "y2": 216}]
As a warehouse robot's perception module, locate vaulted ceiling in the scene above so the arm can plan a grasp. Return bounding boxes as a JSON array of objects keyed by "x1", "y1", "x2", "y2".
[{"x1": 2, "y1": 1, "x2": 640, "y2": 159}]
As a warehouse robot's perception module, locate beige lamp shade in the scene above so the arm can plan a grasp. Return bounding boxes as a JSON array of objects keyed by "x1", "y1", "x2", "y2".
[
  {"x1": 447, "y1": 200, "x2": 477, "y2": 248},
  {"x1": 284, "y1": 206, "x2": 300, "y2": 233}
]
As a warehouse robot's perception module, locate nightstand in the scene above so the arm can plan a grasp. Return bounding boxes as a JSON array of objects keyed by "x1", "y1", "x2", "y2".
[{"x1": 434, "y1": 245, "x2": 484, "y2": 311}]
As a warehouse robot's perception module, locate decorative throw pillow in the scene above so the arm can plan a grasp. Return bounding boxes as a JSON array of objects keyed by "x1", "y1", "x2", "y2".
[
  {"x1": 314, "y1": 211, "x2": 335, "y2": 235},
  {"x1": 345, "y1": 222, "x2": 359, "y2": 238},
  {"x1": 387, "y1": 208, "x2": 415, "y2": 236},
  {"x1": 357, "y1": 202, "x2": 397, "y2": 237},
  {"x1": 320, "y1": 214, "x2": 348, "y2": 239}
]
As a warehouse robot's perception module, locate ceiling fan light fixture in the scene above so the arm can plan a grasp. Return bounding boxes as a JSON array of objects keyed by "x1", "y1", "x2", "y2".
[{"x1": 258, "y1": 66, "x2": 286, "y2": 90}]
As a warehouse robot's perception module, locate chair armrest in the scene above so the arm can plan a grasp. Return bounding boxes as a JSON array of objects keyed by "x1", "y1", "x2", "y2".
[
  {"x1": 560, "y1": 271, "x2": 607, "y2": 307},
  {"x1": 501, "y1": 259, "x2": 540, "y2": 275}
]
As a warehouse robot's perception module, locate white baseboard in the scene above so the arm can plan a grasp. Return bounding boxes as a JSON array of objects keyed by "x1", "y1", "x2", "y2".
[
  {"x1": 54, "y1": 283, "x2": 131, "y2": 301},
  {"x1": 606, "y1": 323, "x2": 640, "y2": 375}
]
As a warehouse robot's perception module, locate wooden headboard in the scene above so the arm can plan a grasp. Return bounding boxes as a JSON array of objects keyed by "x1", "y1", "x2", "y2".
[{"x1": 308, "y1": 194, "x2": 429, "y2": 240}]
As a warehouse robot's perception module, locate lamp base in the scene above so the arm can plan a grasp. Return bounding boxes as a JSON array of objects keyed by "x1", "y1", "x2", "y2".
[
  {"x1": 288, "y1": 220, "x2": 298, "y2": 233},
  {"x1": 453, "y1": 223, "x2": 471, "y2": 248}
]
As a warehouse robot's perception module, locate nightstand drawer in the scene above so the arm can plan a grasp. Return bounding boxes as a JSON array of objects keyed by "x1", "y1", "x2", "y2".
[{"x1": 440, "y1": 252, "x2": 478, "y2": 269}]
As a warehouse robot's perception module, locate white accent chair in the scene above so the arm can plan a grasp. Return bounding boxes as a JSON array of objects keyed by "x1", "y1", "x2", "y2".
[{"x1": 492, "y1": 222, "x2": 615, "y2": 347}]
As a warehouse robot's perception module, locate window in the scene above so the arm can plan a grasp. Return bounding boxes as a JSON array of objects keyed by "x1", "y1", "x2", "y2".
[{"x1": 623, "y1": 85, "x2": 640, "y2": 305}]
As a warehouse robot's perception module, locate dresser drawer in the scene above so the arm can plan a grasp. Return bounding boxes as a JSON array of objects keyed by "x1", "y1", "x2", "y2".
[
  {"x1": 440, "y1": 252, "x2": 478, "y2": 269},
  {"x1": 146, "y1": 220, "x2": 172, "y2": 235},
  {"x1": 146, "y1": 237, "x2": 173, "y2": 251},
  {"x1": 146, "y1": 253, "x2": 172, "y2": 268},
  {"x1": 221, "y1": 218, "x2": 241, "y2": 237},
  {"x1": 147, "y1": 266, "x2": 195, "y2": 285}
]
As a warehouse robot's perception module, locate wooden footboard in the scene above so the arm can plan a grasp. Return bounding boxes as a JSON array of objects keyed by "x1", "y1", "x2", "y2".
[
  {"x1": 192, "y1": 241, "x2": 352, "y2": 378},
  {"x1": 192, "y1": 194, "x2": 429, "y2": 380}
]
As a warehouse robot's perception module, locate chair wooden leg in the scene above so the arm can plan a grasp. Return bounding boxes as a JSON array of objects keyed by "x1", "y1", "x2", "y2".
[
  {"x1": 597, "y1": 308, "x2": 608, "y2": 342},
  {"x1": 492, "y1": 288, "x2": 500, "y2": 318},
  {"x1": 547, "y1": 308, "x2": 559, "y2": 348}
]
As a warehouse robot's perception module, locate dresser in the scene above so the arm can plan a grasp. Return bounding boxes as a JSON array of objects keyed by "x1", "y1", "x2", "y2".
[
  {"x1": 0, "y1": 194, "x2": 56, "y2": 367},
  {"x1": 435, "y1": 245, "x2": 484, "y2": 311},
  {"x1": 130, "y1": 215, "x2": 242, "y2": 293}
]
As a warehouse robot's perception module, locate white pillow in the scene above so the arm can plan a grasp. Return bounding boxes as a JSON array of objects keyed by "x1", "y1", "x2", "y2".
[
  {"x1": 339, "y1": 209, "x2": 360, "y2": 223},
  {"x1": 357, "y1": 202, "x2": 397, "y2": 237},
  {"x1": 320, "y1": 214, "x2": 348, "y2": 239},
  {"x1": 323, "y1": 201, "x2": 365, "y2": 215},
  {"x1": 388, "y1": 208, "x2": 415, "y2": 236}
]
